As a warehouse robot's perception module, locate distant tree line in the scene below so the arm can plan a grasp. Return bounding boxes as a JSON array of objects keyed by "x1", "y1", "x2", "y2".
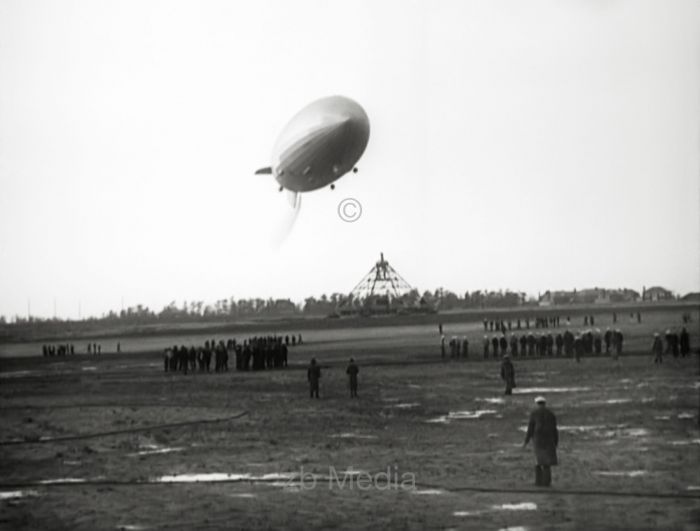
[{"x1": 0, "y1": 285, "x2": 682, "y2": 329}]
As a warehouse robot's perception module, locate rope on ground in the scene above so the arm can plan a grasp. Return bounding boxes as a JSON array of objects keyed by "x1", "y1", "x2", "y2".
[
  {"x1": 0, "y1": 475, "x2": 697, "y2": 501},
  {"x1": 0, "y1": 410, "x2": 249, "y2": 446}
]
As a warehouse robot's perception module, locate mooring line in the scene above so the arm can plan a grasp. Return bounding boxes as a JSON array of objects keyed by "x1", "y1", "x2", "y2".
[
  {"x1": 0, "y1": 411, "x2": 249, "y2": 446},
  {"x1": 0, "y1": 475, "x2": 697, "y2": 501}
]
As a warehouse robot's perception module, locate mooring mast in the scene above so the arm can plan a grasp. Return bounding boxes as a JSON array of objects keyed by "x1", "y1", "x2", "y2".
[{"x1": 349, "y1": 252, "x2": 413, "y2": 301}]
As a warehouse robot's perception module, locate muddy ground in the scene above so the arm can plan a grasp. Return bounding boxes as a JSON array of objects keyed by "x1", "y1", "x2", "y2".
[{"x1": 0, "y1": 310, "x2": 698, "y2": 530}]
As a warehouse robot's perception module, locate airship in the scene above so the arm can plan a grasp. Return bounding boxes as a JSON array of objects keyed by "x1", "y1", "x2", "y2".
[{"x1": 255, "y1": 95, "x2": 370, "y2": 209}]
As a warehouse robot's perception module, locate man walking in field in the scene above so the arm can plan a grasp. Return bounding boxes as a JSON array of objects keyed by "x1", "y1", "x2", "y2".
[
  {"x1": 523, "y1": 396, "x2": 559, "y2": 487},
  {"x1": 346, "y1": 358, "x2": 359, "y2": 398},
  {"x1": 307, "y1": 358, "x2": 321, "y2": 399},
  {"x1": 652, "y1": 333, "x2": 663, "y2": 364},
  {"x1": 500, "y1": 354, "x2": 516, "y2": 395}
]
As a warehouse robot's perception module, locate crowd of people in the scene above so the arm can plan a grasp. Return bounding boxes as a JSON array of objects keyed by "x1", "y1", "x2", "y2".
[
  {"x1": 41, "y1": 343, "x2": 75, "y2": 356},
  {"x1": 441, "y1": 328, "x2": 626, "y2": 361},
  {"x1": 41, "y1": 342, "x2": 107, "y2": 356},
  {"x1": 651, "y1": 327, "x2": 692, "y2": 363},
  {"x1": 162, "y1": 334, "x2": 303, "y2": 374}
]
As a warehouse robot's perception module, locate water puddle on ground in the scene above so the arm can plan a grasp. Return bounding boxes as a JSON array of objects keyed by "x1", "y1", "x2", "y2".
[
  {"x1": 678, "y1": 413, "x2": 695, "y2": 420},
  {"x1": 0, "y1": 371, "x2": 35, "y2": 379},
  {"x1": 582, "y1": 398, "x2": 632, "y2": 405},
  {"x1": 687, "y1": 486, "x2": 700, "y2": 491},
  {"x1": 129, "y1": 447, "x2": 184, "y2": 457},
  {"x1": 513, "y1": 387, "x2": 590, "y2": 394},
  {"x1": 116, "y1": 526, "x2": 148, "y2": 531},
  {"x1": 654, "y1": 416, "x2": 671, "y2": 420},
  {"x1": 453, "y1": 510, "x2": 483, "y2": 517},
  {"x1": 670, "y1": 439, "x2": 700, "y2": 446},
  {"x1": 428, "y1": 410, "x2": 497, "y2": 423},
  {"x1": 229, "y1": 493, "x2": 257, "y2": 498},
  {"x1": 494, "y1": 502, "x2": 537, "y2": 511},
  {"x1": 0, "y1": 490, "x2": 39, "y2": 501},
  {"x1": 409, "y1": 489, "x2": 445, "y2": 495},
  {"x1": 518, "y1": 424, "x2": 649, "y2": 438},
  {"x1": 81, "y1": 367, "x2": 97, "y2": 371},
  {"x1": 476, "y1": 397, "x2": 506, "y2": 405},
  {"x1": 498, "y1": 527, "x2": 529, "y2": 531},
  {"x1": 594, "y1": 470, "x2": 648, "y2": 478},
  {"x1": 391, "y1": 403, "x2": 420, "y2": 409},
  {"x1": 155, "y1": 472, "x2": 297, "y2": 483},
  {"x1": 39, "y1": 478, "x2": 87, "y2": 484},
  {"x1": 329, "y1": 433, "x2": 378, "y2": 439},
  {"x1": 454, "y1": 502, "x2": 537, "y2": 518}
]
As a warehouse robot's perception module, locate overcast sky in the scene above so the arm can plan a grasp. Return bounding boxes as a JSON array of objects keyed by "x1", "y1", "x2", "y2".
[{"x1": 1, "y1": 0, "x2": 698, "y2": 319}]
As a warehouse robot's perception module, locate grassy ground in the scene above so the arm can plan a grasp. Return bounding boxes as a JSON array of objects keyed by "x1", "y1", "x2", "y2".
[{"x1": 0, "y1": 308, "x2": 698, "y2": 530}]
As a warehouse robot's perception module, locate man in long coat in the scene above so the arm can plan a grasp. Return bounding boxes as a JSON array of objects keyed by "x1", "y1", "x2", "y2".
[
  {"x1": 307, "y1": 358, "x2": 321, "y2": 399},
  {"x1": 346, "y1": 358, "x2": 359, "y2": 398},
  {"x1": 500, "y1": 354, "x2": 516, "y2": 395},
  {"x1": 523, "y1": 396, "x2": 559, "y2": 487}
]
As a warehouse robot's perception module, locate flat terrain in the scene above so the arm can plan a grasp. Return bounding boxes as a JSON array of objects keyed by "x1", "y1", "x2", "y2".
[{"x1": 0, "y1": 308, "x2": 698, "y2": 530}]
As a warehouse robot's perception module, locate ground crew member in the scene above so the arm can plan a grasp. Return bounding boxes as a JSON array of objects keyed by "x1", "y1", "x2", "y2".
[
  {"x1": 523, "y1": 396, "x2": 559, "y2": 487},
  {"x1": 500, "y1": 354, "x2": 516, "y2": 395},
  {"x1": 652, "y1": 333, "x2": 663, "y2": 364},
  {"x1": 307, "y1": 358, "x2": 321, "y2": 398},
  {"x1": 346, "y1": 358, "x2": 359, "y2": 398}
]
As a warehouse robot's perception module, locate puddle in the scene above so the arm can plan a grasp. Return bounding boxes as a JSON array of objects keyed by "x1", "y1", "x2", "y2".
[
  {"x1": 493, "y1": 502, "x2": 537, "y2": 511},
  {"x1": 594, "y1": 470, "x2": 648, "y2": 478},
  {"x1": 677, "y1": 413, "x2": 695, "y2": 420},
  {"x1": 229, "y1": 493, "x2": 257, "y2": 498},
  {"x1": 129, "y1": 447, "x2": 184, "y2": 457},
  {"x1": 39, "y1": 478, "x2": 87, "y2": 484},
  {"x1": 0, "y1": 371, "x2": 35, "y2": 379},
  {"x1": 410, "y1": 489, "x2": 445, "y2": 495},
  {"x1": 557, "y1": 425, "x2": 607, "y2": 433},
  {"x1": 155, "y1": 472, "x2": 297, "y2": 483},
  {"x1": 519, "y1": 424, "x2": 648, "y2": 438},
  {"x1": 476, "y1": 397, "x2": 506, "y2": 405},
  {"x1": 329, "y1": 433, "x2": 378, "y2": 439},
  {"x1": 513, "y1": 387, "x2": 590, "y2": 394},
  {"x1": 81, "y1": 367, "x2": 97, "y2": 371},
  {"x1": 407, "y1": 384, "x2": 422, "y2": 389},
  {"x1": 654, "y1": 416, "x2": 671, "y2": 420},
  {"x1": 583, "y1": 399, "x2": 632, "y2": 405},
  {"x1": 428, "y1": 410, "x2": 497, "y2": 424},
  {"x1": 455, "y1": 503, "x2": 536, "y2": 518},
  {"x1": 117, "y1": 526, "x2": 148, "y2": 531},
  {"x1": 392, "y1": 403, "x2": 420, "y2": 409},
  {"x1": 670, "y1": 439, "x2": 700, "y2": 446},
  {"x1": 622, "y1": 428, "x2": 649, "y2": 437},
  {"x1": 687, "y1": 486, "x2": 700, "y2": 491},
  {"x1": 0, "y1": 490, "x2": 39, "y2": 500},
  {"x1": 498, "y1": 527, "x2": 529, "y2": 531}
]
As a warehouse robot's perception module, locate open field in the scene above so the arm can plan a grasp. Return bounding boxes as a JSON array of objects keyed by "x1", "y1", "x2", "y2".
[
  {"x1": 0, "y1": 308, "x2": 698, "y2": 530},
  {"x1": 1, "y1": 306, "x2": 698, "y2": 359}
]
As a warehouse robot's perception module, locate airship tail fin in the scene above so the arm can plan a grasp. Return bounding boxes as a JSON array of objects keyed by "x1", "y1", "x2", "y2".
[{"x1": 255, "y1": 166, "x2": 272, "y2": 175}]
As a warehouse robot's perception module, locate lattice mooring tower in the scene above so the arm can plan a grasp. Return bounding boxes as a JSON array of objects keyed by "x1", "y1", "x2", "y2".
[{"x1": 349, "y1": 253, "x2": 413, "y2": 303}]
